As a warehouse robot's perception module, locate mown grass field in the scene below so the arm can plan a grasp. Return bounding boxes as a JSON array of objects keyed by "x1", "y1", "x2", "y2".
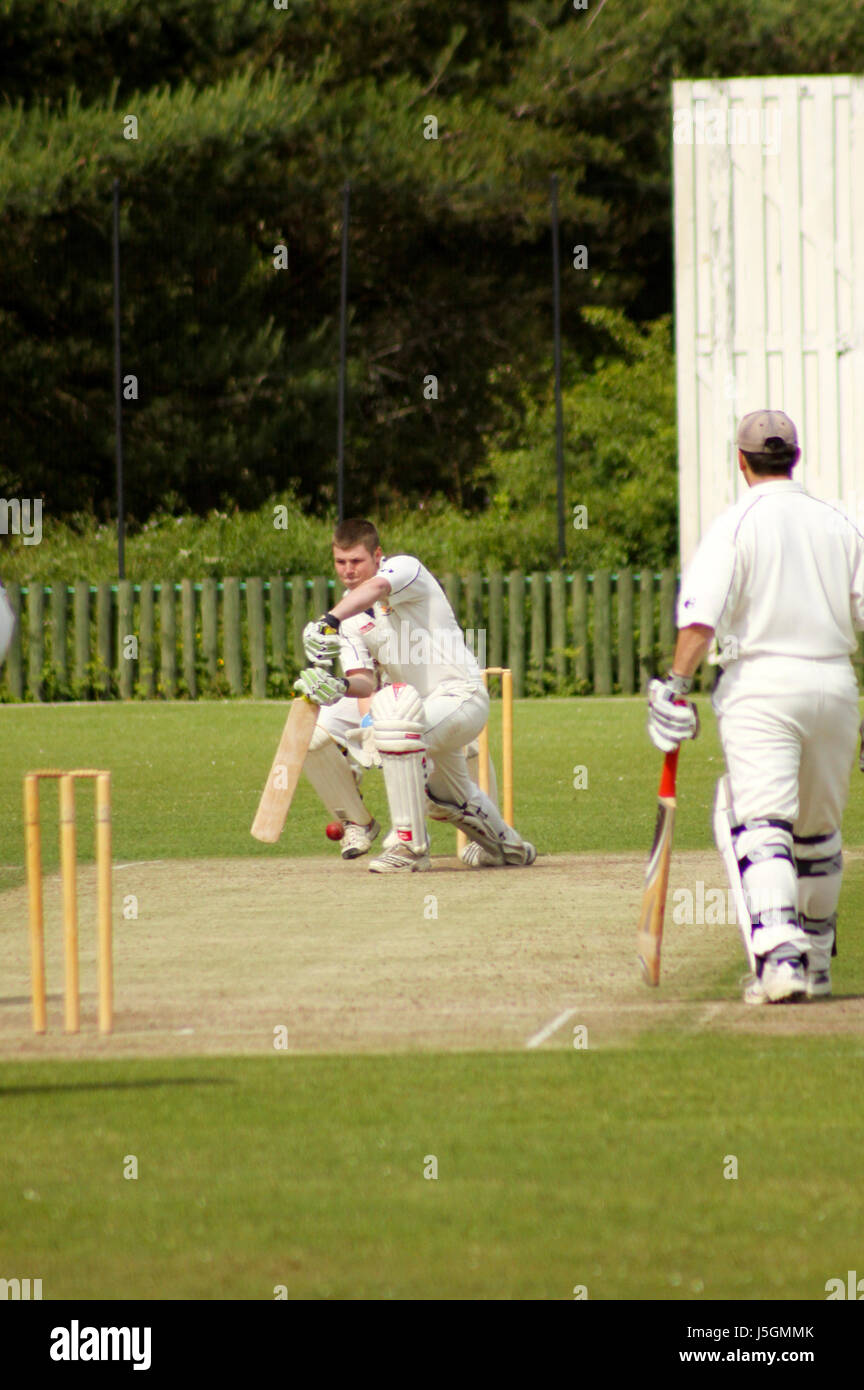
[
  {"x1": 7, "y1": 695, "x2": 863, "y2": 869},
  {"x1": 2, "y1": 699, "x2": 864, "y2": 1300},
  {"x1": 3, "y1": 1040, "x2": 864, "y2": 1302}
]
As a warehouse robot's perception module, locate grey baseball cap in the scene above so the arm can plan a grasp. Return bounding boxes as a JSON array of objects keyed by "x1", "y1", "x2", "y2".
[{"x1": 736, "y1": 410, "x2": 798, "y2": 453}]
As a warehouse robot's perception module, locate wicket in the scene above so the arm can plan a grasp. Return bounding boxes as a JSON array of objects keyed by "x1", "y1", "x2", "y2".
[
  {"x1": 24, "y1": 770, "x2": 113, "y2": 1036},
  {"x1": 458, "y1": 666, "x2": 514, "y2": 853}
]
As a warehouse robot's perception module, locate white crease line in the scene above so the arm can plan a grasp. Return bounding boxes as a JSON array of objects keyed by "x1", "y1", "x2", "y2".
[{"x1": 525, "y1": 1006, "x2": 580, "y2": 1050}]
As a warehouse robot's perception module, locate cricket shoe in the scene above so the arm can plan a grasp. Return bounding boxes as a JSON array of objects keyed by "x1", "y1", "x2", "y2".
[
  {"x1": 502, "y1": 840, "x2": 537, "y2": 867},
  {"x1": 368, "y1": 842, "x2": 431, "y2": 874},
  {"x1": 805, "y1": 968, "x2": 832, "y2": 1000},
  {"x1": 459, "y1": 837, "x2": 536, "y2": 868},
  {"x1": 742, "y1": 957, "x2": 807, "y2": 1005},
  {"x1": 459, "y1": 840, "x2": 500, "y2": 868},
  {"x1": 341, "y1": 818, "x2": 380, "y2": 860}
]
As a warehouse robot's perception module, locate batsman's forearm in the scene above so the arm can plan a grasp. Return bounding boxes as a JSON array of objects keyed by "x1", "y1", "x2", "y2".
[
  {"x1": 671, "y1": 624, "x2": 714, "y2": 678},
  {"x1": 329, "y1": 576, "x2": 391, "y2": 622},
  {"x1": 343, "y1": 670, "x2": 376, "y2": 699}
]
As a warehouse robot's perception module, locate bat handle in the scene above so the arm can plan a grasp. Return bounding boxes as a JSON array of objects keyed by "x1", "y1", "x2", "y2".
[
  {"x1": 659, "y1": 746, "x2": 679, "y2": 796},
  {"x1": 659, "y1": 695, "x2": 687, "y2": 787}
]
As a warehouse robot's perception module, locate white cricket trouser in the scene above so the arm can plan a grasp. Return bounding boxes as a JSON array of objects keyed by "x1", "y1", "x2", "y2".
[
  {"x1": 316, "y1": 694, "x2": 363, "y2": 746},
  {"x1": 423, "y1": 680, "x2": 523, "y2": 847},
  {"x1": 713, "y1": 656, "x2": 858, "y2": 962}
]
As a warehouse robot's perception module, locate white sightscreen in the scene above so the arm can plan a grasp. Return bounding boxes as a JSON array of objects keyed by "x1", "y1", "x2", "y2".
[{"x1": 673, "y1": 75, "x2": 864, "y2": 564}]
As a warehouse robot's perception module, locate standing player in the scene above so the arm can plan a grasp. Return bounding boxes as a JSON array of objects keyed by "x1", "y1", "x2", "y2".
[
  {"x1": 0, "y1": 579, "x2": 13, "y2": 668},
  {"x1": 647, "y1": 410, "x2": 864, "y2": 1003},
  {"x1": 296, "y1": 518, "x2": 536, "y2": 873}
]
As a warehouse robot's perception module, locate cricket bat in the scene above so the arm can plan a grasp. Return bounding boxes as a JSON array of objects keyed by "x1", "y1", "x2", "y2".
[
  {"x1": 637, "y1": 746, "x2": 679, "y2": 986},
  {"x1": 250, "y1": 696, "x2": 320, "y2": 843}
]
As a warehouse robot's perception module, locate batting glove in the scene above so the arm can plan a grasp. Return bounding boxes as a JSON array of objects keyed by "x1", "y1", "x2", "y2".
[
  {"x1": 647, "y1": 675, "x2": 700, "y2": 752},
  {"x1": 302, "y1": 614, "x2": 342, "y2": 665},
  {"x1": 294, "y1": 666, "x2": 348, "y2": 707}
]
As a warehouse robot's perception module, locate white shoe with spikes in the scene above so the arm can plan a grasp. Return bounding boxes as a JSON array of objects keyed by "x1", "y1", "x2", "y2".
[{"x1": 368, "y1": 842, "x2": 431, "y2": 874}]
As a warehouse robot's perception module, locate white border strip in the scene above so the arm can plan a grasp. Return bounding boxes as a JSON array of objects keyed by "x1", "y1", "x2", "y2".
[{"x1": 525, "y1": 1006, "x2": 580, "y2": 1051}]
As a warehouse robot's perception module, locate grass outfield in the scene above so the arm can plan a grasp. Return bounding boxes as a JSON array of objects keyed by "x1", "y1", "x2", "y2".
[
  {"x1": 3, "y1": 695, "x2": 864, "y2": 870},
  {"x1": 2, "y1": 1043, "x2": 864, "y2": 1301},
  {"x1": 1, "y1": 699, "x2": 864, "y2": 1300}
]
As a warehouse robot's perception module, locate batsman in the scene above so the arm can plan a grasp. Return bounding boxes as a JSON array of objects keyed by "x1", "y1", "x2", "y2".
[
  {"x1": 296, "y1": 518, "x2": 536, "y2": 873},
  {"x1": 648, "y1": 411, "x2": 864, "y2": 1004}
]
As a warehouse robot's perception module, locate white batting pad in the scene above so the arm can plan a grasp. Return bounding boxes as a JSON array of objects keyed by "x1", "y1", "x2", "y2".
[
  {"x1": 794, "y1": 829, "x2": 843, "y2": 971},
  {"x1": 425, "y1": 787, "x2": 505, "y2": 863},
  {"x1": 305, "y1": 725, "x2": 370, "y2": 824},
  {"x1": 371, "y1": 683, "x2": 426, "y2": 751},
  {"x1": 371, "y1": 683, "x2": 429, "y2": 853},
  {"x1": 713, "y1": 776, "x2": 756, "y2": 970},
  {"x1": 465, "y1": 741, "x2": 498, "y2": 808},
  {"x1": 714, "y1": 777, "x2": 808, "y2": 961},
  {"x1": 794, "y1": 830, "x2": 842, "y2": 918}
]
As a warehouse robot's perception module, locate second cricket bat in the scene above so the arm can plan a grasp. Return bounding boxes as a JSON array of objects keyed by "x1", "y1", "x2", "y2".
[
  {"x1": 637, "y1": 747, "x2": 679, "y2": 986},
  {"x1": 251, "y1": 696, "x2": 319, "y2": 843}
]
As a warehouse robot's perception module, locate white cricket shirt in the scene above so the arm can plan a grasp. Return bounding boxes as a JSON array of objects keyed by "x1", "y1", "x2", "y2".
[
  {"x1": 339, "y1": 555, "x2": 483, "y2": 697},
  {"x1": 678, "y1": 480, "x2": 864, "y2": 663}
]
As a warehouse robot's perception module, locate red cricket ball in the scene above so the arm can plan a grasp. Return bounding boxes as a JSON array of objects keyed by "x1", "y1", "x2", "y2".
[{"x1": 326, "y1": 821, "x2": 344, "y2": 841}]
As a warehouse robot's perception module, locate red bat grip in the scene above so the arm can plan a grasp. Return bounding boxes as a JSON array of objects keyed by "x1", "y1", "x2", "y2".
[
  {"x1": 657, "y1": 692, "x2": 687, "y2": 796},
  {"x1": 659, "y1": 747, "x2": 679, "y2": 798}
]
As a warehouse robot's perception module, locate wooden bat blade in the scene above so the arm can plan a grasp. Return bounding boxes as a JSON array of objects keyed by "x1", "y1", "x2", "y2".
[
  {"x1": 637, "y1": 749, "x2": 679, "y2": 987},
  {"x1": 251, "y1": 697, "x2": 320, "y2": 843}
]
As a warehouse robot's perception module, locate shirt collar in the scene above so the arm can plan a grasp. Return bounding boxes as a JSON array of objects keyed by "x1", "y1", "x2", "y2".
[{"x1": 746, "y1": 479, "x2": 803, "y2": 497}]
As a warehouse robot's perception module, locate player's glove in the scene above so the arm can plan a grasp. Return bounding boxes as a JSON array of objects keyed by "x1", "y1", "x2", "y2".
[
  {"x1": 302, "y1": 615, "x2": 342, "y2": 665},
  {"x1": 647, "y1": 674, "x2": 700, "y2": 752},
  {"x1": 859, "y1": 718, "x2": 864, "y2": 771},
  {"x1": 294, "y1": 666, "x2": 348, "y2": 707}
]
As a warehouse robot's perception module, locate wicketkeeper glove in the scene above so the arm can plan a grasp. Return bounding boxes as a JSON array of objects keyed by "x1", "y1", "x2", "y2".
[
  {"x1": 302, "y1": 614, "x2": 342, "y2": 665},
  {"x1": 647, "y1": 674, "x2": 700, "y2": 753},
  {"x1": 294, "y1": 666, "x2": 349, "y2": 706}
]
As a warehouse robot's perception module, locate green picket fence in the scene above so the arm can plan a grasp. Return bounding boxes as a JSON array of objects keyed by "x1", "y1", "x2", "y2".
[{"x1": 0, "y1": 569, "x2": 687, "y2": 702}]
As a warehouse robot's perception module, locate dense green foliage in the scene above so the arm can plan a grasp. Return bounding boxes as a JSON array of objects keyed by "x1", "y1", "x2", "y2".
[
  {"x1": 1, "y1": 1, "x2": 861, "y2": 561},
  {"x1": 487, "y1": 310, "x2": 677, "y2": 570},
  {"x1": 0, "y1": 310, "x2": 673, "y2": 579}
]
